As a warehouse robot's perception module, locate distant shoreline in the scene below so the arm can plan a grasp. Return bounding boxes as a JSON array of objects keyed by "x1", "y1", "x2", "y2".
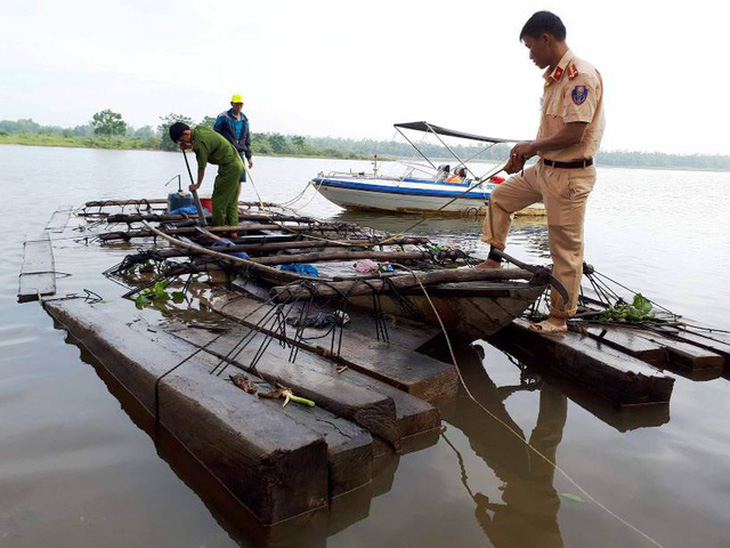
[
  {"x1": 1, "y1": 135, "x2": 728, "y2": 173},
  {"x1": 0, "y1": 136, "x2": 373, "y2": 161}
]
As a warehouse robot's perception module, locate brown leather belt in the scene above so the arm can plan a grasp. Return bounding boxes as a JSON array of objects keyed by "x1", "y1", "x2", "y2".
[{"x1": 542, "y1": 158, "x2": 593, "y2": 169}]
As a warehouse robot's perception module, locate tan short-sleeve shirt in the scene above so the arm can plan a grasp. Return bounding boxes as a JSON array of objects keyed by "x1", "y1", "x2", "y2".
[{"x1": 538, "y1": 49, "x2": 605, "y2": 162}]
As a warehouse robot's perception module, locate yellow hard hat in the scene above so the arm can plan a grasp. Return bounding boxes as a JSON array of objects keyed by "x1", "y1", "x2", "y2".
[{"x1": 231, "y1": 94, "x2": 244, "y2": 104}]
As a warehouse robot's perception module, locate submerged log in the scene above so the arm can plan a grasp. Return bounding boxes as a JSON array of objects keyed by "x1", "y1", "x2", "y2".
[
  {"x1": 18, "y1": 233, "x2": 56, "y2": 302},
  {"x1": 271, "y1": 267, "x2": 534, "y2": 301},
  {"x1": 635, "y1": 331, "x2": 724, "y2": 371},
  {"x1": 44, "y1": 299, "x2": 329, "y2": 523},
  {"x1": 145, "y1": 323, "x2": 375, "y2": 497},
  {"x1": 496, "y1": 319, "x2": 674, "y2": 406}
]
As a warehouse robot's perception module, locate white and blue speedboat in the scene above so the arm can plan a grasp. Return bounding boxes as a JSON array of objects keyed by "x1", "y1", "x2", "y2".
[{"x1": 312, "y1": 121, "x2": 545, "y2": 216}]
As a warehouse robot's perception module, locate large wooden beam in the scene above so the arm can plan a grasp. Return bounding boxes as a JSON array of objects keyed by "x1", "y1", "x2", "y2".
[
  {"x1": 495, "y1": 319, "x2": 675, "y2": 406},
  {"x1": 271, "y1": 267, "x2": 533, "y2": 301},
  {"x1": 205, "y1": 292, "x2": 458, "y2": 402},
  {"x1": 43, "y1": 299, "x2": 329, "y2": 523},
  {"x1": 582, "y1": 325, "x2": 667, "y2": 366},
  {"x1": 636, "y1": 330, "x2": 724, "y2": 371},
  {"x1": 177, "y1": 302, "x2": 442, "y2": 439},
  {"x1": 252, "y1": 249, "x2": 429, "y2": 266},
  {"x1": 139, "y1": 322, "x2": 375, "y2": 498}
]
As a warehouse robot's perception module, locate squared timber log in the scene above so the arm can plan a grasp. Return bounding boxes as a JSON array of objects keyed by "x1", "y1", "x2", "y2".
[
  {"x1": 204, "y1": 293, "x2": 458, "y2": 401},
  {"x1": 172, "y1": 324, "x2": 441, "y2": 442},
  {"x1": 43, "y1": 299, "x2": 329, "y2": 523},
  {"x1": 501, "y1": 319, "x2": 674, "y2": 406},
  {"x1": 134, "y1": 322, "x2": 375, "y2": 499}
]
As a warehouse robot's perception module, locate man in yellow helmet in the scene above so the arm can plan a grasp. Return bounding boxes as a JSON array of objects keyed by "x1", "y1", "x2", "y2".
[{"x1": 214, "y1": 94, "x2": 253, "y2": 182}]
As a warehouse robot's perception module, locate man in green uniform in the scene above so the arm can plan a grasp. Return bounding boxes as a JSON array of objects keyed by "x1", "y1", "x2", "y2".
[{"x1": 169, "y1": 122, "x2": 244, "y2": 227}]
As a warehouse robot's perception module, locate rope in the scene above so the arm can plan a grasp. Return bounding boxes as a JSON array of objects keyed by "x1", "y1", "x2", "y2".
[
  {"x1": 243, "y1": 164, "x2": 266, "y2": 211},
  {"x1": 391, "y1": 263, "x2": 664, "y2": 548}
]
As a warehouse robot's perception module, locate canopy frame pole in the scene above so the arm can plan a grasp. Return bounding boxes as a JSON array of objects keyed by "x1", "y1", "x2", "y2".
[
  {"x1": 423, "y1": 122, "x2": 478, "y2": 179},
  {"x1": 395, "y1": 127, "x2": 438, "y2": 171}
]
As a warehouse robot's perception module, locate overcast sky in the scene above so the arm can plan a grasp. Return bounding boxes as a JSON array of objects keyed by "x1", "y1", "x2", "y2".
[{"x1": 1, "y1": 0, "x2": 728, "y2": 154}]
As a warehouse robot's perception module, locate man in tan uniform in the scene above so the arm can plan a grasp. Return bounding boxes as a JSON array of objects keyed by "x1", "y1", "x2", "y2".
[{"x1": 480, "y1": 11, "x2": 605, "y2": 333}]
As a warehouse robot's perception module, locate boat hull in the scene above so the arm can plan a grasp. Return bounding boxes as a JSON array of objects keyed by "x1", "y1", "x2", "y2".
[
  {"x1": 312, "y1": 177, "x2": 545, "y2": 217},
  {"x1": 313, "y1": 176, "x2": 492, "y2": 214},
  {"x1": 347, "y1": 281, "x2": 546, "y2": 339}
]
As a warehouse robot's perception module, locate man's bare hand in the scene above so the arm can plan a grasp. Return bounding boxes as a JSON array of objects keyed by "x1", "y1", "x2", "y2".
[
  {"x1": 189, "y1": 183, "x2": 201, "y2": 192},
  {"x1": 505, "y1": 142, "x2": 537, "y2": 174},
  {"x1": 248, "y1": 159, "x2": 254, "y2": 169}
]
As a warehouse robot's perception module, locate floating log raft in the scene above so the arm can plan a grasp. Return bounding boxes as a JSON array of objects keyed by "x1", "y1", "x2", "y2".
[
  {"x1": 492, "y1": 319, "x2": 675, "y2": 406},
  {"x1": 44, "y1": 298, "x2": 329, "y2": 524},
  {"x1": 167, "y1": 318, "x2": 442, "y2": 440},
  {"x1": 137, "y1": 322, "x2": 376, "y2": 497},
  {"x1": 202, "y1": 292, "x2": 459, "y2": 402},
  {"x1": 18, "y1": 232, "x2": 56, "y2": 302}
]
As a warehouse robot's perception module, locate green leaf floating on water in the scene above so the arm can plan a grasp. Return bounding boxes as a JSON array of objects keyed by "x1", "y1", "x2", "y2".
[
  {"x1": 135, "y1": 294, "x2": 150, "y2": 309},
  {"x1": 171, "y1": 291, "x2": 186, "y2": 304},
  {"x1": 559, "y1": 493, "x2": 586, "y2": 503}
]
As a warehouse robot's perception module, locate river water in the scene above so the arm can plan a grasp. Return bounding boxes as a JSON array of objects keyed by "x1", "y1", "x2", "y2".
[{"x1": 1, "y1": 144, "x2": 729, "y2": 547}]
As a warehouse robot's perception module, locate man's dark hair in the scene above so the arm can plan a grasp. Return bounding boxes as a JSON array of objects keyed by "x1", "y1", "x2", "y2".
[
  {"x1": 520, "y1": 11, "x2": 566, "y2": 41},
  {"x1": 169, "y1": 121, "x2": 190, "y2": 143}
]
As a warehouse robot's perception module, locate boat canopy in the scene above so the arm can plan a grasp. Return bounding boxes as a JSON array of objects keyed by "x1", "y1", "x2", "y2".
[{"x1": 394, "y1": 121, "x2": 519, "y2": 144}]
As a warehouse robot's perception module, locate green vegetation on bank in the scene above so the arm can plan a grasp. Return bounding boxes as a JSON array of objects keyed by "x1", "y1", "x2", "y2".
[
  {"x1": 0, "y1": 114, "x2": 369, "y2": 160},
  {"x1": 1, "y1": 114, "x2": 729, "y2": 171}
]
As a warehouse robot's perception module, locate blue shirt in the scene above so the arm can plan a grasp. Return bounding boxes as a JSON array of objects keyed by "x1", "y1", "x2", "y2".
[{"x1": 232, "y1": 117, "x2": 244, "y2": 141}]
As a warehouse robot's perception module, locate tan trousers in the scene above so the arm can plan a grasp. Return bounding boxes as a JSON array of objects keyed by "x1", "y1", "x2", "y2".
[{"x1": 481, "y1": 162, "x2": 596, "y2": 318}]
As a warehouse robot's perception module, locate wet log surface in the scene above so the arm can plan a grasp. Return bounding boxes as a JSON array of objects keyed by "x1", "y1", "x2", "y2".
[
  {"x1": 135, "y1": 322, "x2": 375, "y2": 497},
  {"x1": 270, "y1": 267, "x2": 534, "y2": 301},
  {"x1": 43, "y1": 299, "x2": 330, "y2": 523},
  {"x1": 168, "y1": 322, "x2": 442, "y2": 441},
  {"x1": 582, "y1": 325, "x2": 667, "y2": 366},
  {"x1": 251, "y1": 249, "x2": 429, "y2": 266},
  {"x1": 635, "y1": 331, "x2": 725, "y2": 371},
  {"x1": 203, "y1": 293, "x2": 458, "y2": 402},
  {"x1": 494, "y1": 319, "x2": 675, "y2": 406},
  {"x1": 178, "y1": 327, "x2": 400, "y2": 450},
  {"x1": 18, "y1": 232, "x2": 56, "y2": 302},
  {"x1": 651, "y1": 326, "x2": 730, "y2": 370}
]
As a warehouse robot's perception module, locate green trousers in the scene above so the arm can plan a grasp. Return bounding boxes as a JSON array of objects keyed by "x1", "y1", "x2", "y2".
[{"x1": 211, "y1": 155, "x2": 244, "y2": 227}]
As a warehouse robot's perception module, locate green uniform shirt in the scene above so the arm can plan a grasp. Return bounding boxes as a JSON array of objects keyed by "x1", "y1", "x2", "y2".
[{"x1": 192, "y1": 126, "x2": 238, "y2": 169}]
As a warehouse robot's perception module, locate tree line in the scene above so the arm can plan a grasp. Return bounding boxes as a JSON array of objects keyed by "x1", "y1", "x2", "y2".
[
  {"x1": 1, "y1": 111, "x2": 729, "y2": 171},
  {"x1": 0, "y1": 111, "x2": 366, "y2": 159}
]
